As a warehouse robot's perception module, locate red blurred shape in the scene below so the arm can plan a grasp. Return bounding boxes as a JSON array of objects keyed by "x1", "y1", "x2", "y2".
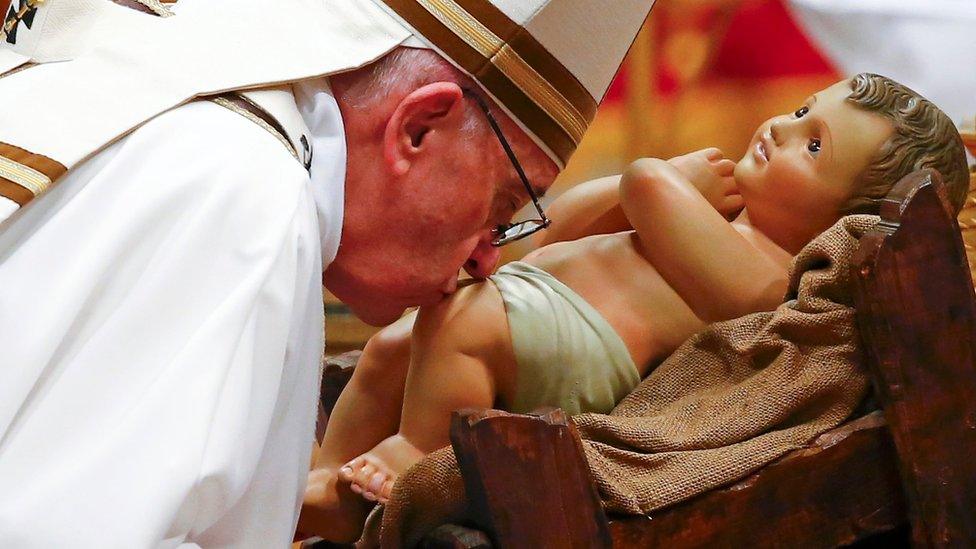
[
  {"x1": 603, "y1": 0, "x2": 838, "y2": 104},
  {"x1": 711, "y1": 0, "x2": 837, "y2": 78}
]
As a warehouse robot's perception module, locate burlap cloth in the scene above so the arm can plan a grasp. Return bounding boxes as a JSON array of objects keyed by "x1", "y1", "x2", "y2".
[{"x1": 378, "y1": 215, "x2": 878, "y2": 548}]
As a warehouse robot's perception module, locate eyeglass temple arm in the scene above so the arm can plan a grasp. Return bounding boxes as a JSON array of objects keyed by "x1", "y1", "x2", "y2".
[{"x1": 466, "y1": 91, "x2": 550, "y2": 225}]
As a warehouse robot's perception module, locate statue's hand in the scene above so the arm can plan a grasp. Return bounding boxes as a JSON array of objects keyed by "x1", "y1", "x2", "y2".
[{"x1": 668, "y1": 148, "x2": 742, "y2": 219}]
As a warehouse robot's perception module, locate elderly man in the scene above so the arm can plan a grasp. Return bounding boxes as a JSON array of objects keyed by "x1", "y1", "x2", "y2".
[{"x1": 0, "y1": 0, "x2": 652, "y2": 546}]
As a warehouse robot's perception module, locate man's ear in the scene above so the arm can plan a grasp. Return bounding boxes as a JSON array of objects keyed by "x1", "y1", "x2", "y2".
[{"x1": 382, "y1": 82, "x2": 466, "y2": 177}]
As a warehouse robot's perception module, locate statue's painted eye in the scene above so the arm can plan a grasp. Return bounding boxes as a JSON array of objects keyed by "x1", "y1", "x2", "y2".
[
  {"x1": 794, "y1": 106, "x2": 809, "y2": 118},
  {"x1": 808, "y1": 138, "x2": 821, "y2": 155}
]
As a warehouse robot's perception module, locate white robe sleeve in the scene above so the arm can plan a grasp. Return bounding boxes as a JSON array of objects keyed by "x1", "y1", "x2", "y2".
[{"x1": 0, "y1": 101, "x2": 325, "y2": 548}]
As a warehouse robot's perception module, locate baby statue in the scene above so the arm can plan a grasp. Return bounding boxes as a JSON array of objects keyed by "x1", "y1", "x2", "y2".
[{"x1": 296, "y1": 73, "x2": 970, "y2": 543}]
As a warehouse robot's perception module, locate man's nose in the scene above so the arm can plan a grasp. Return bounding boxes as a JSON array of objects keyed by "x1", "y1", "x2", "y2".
[{"x1": 463, "y1": 235, "x2": 502, "y2": 279}]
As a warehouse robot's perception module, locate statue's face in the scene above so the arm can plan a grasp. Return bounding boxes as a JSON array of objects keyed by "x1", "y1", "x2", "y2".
[{"x1": 734, "y1": 79, "x2": 893, "y2": 248}]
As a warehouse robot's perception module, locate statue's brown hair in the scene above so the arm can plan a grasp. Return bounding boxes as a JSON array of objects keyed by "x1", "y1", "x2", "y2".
[{"x1": 843, "y1": 73, "x2": 970, "y2": 215}]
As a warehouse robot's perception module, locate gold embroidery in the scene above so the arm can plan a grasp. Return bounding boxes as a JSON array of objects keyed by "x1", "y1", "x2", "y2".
[
  {"x1": 494, "y1": 44, "x2": 586, "y2": 144},
  {"x1": 210, "y1": 96, "x2": 300, "y2": 162},
  {"x1": 418, "y1": 0, "x2": 586, "y2": 144},
  {"x1": 1, "y1": 0, "x2": 44, "y2": 42},
  {"x1": 0, "y1": 154, "x2": 50, "y2": 196},
  {"x1": 0, "y1": 61, "x2": 37, "y2": 80},
  {"x1": 133, "y1": 0, "x2": 174, "y2": 17}
]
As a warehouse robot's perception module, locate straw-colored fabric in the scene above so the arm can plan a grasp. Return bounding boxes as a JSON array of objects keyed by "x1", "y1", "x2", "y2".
[
  {"x1": 491, "y1": 261, "x2": 640, "y2": 416},
  {"x1": 380, "y1": 215, "x2": 878, "y2": 548}
]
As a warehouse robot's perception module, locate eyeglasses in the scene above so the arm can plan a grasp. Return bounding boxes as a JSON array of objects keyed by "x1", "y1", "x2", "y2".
[{"x1": 463, "y1": 89, "x2": 551, "y2": 247}]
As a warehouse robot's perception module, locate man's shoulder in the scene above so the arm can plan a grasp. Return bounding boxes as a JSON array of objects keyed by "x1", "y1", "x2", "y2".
[
  {"x1": 72, "y1": 100, "x2": 319, "y2": 246},
  {"x1": 107, "y1": 100, "x2": 312, "y2": 211},
  {"x1": 129, "y1": 100, "x2": 308, "y2": 184}
]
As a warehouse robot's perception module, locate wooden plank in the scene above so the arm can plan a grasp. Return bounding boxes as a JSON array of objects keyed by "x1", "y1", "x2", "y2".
[
  {"x1": 316, "y1": 351, "x2": 361, "y2": 444},
  {"x1": 852, "y1": 169, "x2": 976, "y2": 547},
  {"x1": 320, "y1": 351, "x2": 361, "y2": 417},
  {"x1": 303, "y1": 539, "x2": 352, "y2": 549},
  {"x1": 420, "y1": 524, "x2": 493, "y2": 549},
  {"x1": 450, "y1": 408, "x2": 611, "y2": 549},
  {"x1": 609, "y1": 412, "x2": 905, "y2": 547}
]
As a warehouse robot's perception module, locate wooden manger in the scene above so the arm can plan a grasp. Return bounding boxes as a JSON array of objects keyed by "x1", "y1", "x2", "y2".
[{"x1": 314, "y1": 169, "x2": 976, "y2": 548}]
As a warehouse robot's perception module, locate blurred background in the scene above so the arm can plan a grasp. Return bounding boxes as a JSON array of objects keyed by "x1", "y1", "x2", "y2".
[{"x1": 327, "y1": 0, "x2": 976, "y2": 353}]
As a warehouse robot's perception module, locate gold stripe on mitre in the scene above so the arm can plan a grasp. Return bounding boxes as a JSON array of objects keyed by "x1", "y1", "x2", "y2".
[
  {"x1": 380, "y1": 0, "x2": 598, "y2": 166},
  {"x1": 0, "y1": 142, "x2": 67, "y2": 206}
]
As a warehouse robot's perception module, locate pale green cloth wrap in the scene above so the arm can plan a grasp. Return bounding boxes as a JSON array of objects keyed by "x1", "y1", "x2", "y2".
[{"x1": 489, "y1": 261, "x2": 641, "y2": 415}]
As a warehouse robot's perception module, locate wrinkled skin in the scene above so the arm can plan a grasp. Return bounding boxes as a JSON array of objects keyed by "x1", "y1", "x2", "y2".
[{"x1": 325, "y1": 78, "x2": 558, "y2": 326}]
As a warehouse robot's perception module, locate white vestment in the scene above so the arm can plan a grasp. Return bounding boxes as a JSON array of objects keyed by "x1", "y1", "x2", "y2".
[{"x1": 0, "y1": 77, "x2": 346, "y2": 547}]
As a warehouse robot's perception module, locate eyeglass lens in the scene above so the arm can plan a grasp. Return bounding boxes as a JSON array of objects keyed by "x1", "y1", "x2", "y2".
[{"x1": 492, "y1": 219, "x2": 550, "y2": 246}]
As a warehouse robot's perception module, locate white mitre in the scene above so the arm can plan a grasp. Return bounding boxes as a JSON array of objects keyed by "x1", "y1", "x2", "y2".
[{"x1": 0, "y1": 0, "x2": 655, "y2": 211}]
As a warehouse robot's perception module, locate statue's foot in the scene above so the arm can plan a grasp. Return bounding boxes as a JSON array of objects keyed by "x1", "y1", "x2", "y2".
[
  {"x1": 340, "y1": 454, "x2": 396, "y2": 504},
  {"x1": 297, "y1": 466, "x2": 373, "y2": 544},
  {"x1": 339, "y1": 435, "x2": 426, "y2": 504}
]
